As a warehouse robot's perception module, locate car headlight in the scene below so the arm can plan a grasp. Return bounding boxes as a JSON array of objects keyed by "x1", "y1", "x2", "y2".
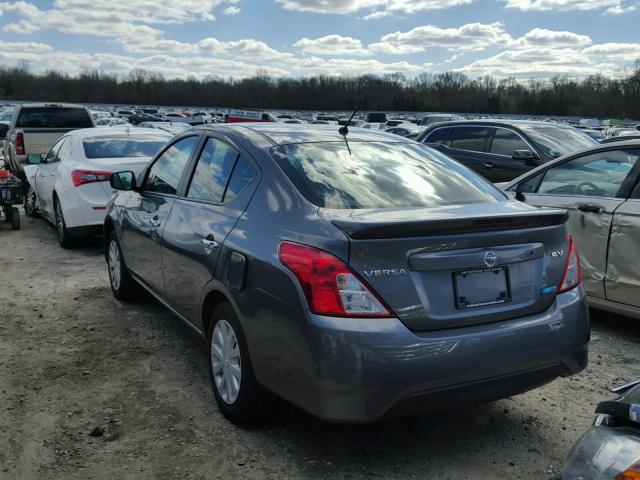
[{"x1": 562, "y1": 426, "x2": 640, "y2": 479}]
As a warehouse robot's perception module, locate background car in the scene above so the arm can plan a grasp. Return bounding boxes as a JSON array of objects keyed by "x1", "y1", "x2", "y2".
[
  {"x1": 503, "y1": 139, "x2": 640, "y2": 319},
  {"x1": 23, "y1": 127, "x2": 171, "y2": 247},
  {"x1": 137, "y1": 121, "x2": 192, "y2": 135},
  {"x1": 562, "y1": 379, "x2": 640, "y2": 479},
  {"x1": 3, "y1": 103, "x2": 95, "y2": 184},
  {"x1": 96, "y1": 117, "x2": 132, "y2": 127},
  {"x1": 385, "y1": 125, "x2": 424, "y2": 137},
  {"x1": 417, "y1": 120, "x2": 599, "y2": 182},
  {"x1": 418, "y1": 113, "x2": 463, "y2": 126},
  {"x1": 104, "y1": 124, "x2": 588, "y2": 424}
]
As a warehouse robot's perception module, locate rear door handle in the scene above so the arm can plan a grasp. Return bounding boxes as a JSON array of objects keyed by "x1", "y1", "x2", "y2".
[
  {"x1": 483, "y1": 162, "x2": 494, "y2": 169},
  {"x1": 578, "y1": 204, "x2": 605, "y2": 214},
  {"x1": 149, "y1": 216, "x2": 161, "y2": 228}
]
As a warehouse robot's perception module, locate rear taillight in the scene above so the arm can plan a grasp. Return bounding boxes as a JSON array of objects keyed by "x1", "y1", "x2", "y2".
[
  {"x1": 71, "y1": 170, "x2": 112, "y2": 187},
  {"x1": 15, "y1": 133, "x2": 24, "y2": 155},
  {"x1": 278, "y1": 241, "x2": 393, "y2": 318},
  {"x1": 558, "y1": 235, "x2": 581, "y2": 293}
]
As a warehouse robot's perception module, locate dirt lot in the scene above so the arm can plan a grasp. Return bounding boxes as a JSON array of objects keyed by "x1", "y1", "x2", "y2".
[{"x1": 1, "y1": 210, "x2": 639, "y2": 480}]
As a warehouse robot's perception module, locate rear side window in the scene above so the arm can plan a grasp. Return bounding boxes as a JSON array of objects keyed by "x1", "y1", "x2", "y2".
[
  {"x1": 271, "y1": 142, "x2": 503, "y2": 209},
  {"x1": 144, "y1": 136, "x2": 198, "y2": 195},
  {"x1": 424, "y1": 127, "x2": 450, "y2": 144},
  {"x1": 187, "y1": 138, "x2": 239, "y2": 203},
  {"x1": 16, "y1": 107, "x2": 93, "y2": 128},
  {"x1": 448, "y1": 127, "x2": 490, "y2": 152},
  {"x1": 224, "y1": 156, "x2": 256, "y2": 203},
  {"x1": 490, "y1": 129, "x2": 529, "y2": 156}
]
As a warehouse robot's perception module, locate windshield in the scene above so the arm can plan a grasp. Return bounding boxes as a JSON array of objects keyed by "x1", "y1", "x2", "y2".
[
  {"x1": 83, "y1": 134, "x2": 168, "y2": 159},
  {"x1": 520, "y1": 125, "x2": 597, "y2": 159},
  {"x1": 271, "y1": 141, "x2": 503, "y2": 209}
]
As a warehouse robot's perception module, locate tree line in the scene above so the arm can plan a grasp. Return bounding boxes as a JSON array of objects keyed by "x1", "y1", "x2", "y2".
[{"x1": 1, "y1": 61, "x2": 639, "y2": 118}]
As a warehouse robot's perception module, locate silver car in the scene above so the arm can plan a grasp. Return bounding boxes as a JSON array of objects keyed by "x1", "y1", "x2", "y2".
[{"x1": 505, "y1": 139, "x2": 640, "y2": 319}]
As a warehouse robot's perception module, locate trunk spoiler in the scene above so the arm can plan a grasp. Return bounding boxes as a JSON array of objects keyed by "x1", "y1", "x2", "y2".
[{"x1": 331, "y1": 210, "x2": 568, "y2": 240}]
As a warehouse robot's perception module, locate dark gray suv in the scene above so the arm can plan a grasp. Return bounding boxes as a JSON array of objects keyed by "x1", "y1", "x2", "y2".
[{"x1": 104, "y1": 124, "x2": 589, "y2": 423}]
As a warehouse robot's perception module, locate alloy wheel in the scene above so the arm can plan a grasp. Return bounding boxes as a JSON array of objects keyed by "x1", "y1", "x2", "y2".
[
  {"x1": 211, "y1": 319, "x2": 242, "y2": 404},
  {"x1": 108, "y1": 240, "x2": 121, "y2": 291}
]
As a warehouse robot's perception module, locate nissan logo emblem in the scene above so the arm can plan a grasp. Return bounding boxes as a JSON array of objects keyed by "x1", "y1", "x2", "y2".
[{"x1": 483, "y1": 251, "x2": 498, "y2": 268}]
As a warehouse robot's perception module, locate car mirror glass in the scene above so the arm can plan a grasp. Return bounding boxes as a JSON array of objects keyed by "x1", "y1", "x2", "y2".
[
  {"x1": 27, "y1": 154, "x2": 43, "y2": 164},
  {"x1": 110, "y1": 171, "x2": 136, "y2": 191}
]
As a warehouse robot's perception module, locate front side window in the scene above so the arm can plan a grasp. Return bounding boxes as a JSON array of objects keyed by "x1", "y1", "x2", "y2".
[
  {"x1": 187, "y1": 138, "x2": 239, "y2": 203},
  {"x1": 424, "y1": 127, "x2": 451, "y2": 145},
  {"x1": 447, "y1": 127, "x2": 490, "y2": 152},
  {"x1": 271, "y1": 142, "x2": 503, "y2": 210},
  {"x1": 45, "y1": 137, "x2": 67, "y2": 163},
  {"x1": 143, "y1": 136, "x2": 198, "y2": 195},
  {"x1": 490, "y1": 129, "x2": 530, "y2": 156},
  {"x1": 537, "y1": 149, "x2": 639, "y2": 198}
]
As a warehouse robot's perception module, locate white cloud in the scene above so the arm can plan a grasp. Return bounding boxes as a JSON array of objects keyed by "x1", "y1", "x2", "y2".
[
  {"x1": 583, "y1": 43, "x2": 640, "y2": 62},
  {"x1": 294, "y1": 35, "x2": 371, "y2": 56},
  {"x1": 503, "y1": 0, "x2": 624, "y2": 11},
  {"x1": 510, "y1": 28, "x2": 592, "y2": 49},
  {"x1": 370, "y1": 22, "x2": 512, "y2": 54},
  {"x1": 276, "y1": 0, "x2": 473, "y2": 17},
  {"x1": 223, "y1": 6, "x2": 241, "y2": 14}
]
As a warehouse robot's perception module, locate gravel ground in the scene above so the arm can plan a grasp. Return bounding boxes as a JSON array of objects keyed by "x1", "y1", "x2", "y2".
[{"x1": 1, "y1": 209, "x2": 639, "y2": 480}]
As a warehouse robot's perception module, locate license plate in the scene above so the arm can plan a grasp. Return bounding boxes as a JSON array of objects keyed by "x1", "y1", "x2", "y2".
[{"x1": 454, "y1": 267, "x2": 511, "y2": 309}]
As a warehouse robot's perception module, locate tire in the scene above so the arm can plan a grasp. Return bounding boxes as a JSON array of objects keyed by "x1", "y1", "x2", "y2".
[
  {"x1": 208, "y1": 303, "x2": 273, "y2": 423},
  {"x1": 54, "y1": 197, "x2": 77, "y2": 249},
  {"x1": 107, "y1": 230, "x2": 140, "y2": 301},
  {"x1": 10, "y1": 207, "x2": 19, "y2": 230},
  {"x1": 24, "y1": 185, "x2": 38, "y2": 218}
]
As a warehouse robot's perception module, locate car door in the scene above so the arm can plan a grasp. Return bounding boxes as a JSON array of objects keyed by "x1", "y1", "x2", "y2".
[
  {"x1": 437, "y1": 126, "x2": 492, "y2": 178},
  {"x1": 484, "y1": 127, "x2": 536, "y2": 182},
  {"x1": 604, "y1": 152, "x2": 640, "y2": 308},
  {"x1": 36, "y1": 136, "x2": 69, "y2": 220},
  {"x1": 120, "y1": 134, "x2": 201, "y2": 294},
  {"x1": 161, "y1": 135, "x2": 259, "y2": 325},
  {"x1": 517, "y1": 148, "x2": 638, "y2": 300}
]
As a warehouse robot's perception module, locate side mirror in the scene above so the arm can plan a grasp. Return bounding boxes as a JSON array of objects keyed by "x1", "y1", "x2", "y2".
[
  {"x1": 512, "y1": 149, "x2": 539, "y2": 166},
  {"x1": 110, "y1": 171, "x2": 136, "y2": 191},
  {"x1": 514, "y1": 183, "x2": 526, "y2": 202},
  {"x1": 27, "y1": 154, "x2": 44, "y2": 164}
]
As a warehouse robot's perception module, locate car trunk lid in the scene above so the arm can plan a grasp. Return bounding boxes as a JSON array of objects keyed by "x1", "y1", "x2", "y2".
[{"x1": 322, "y1": 201, "x2": 570, "y2": 331}]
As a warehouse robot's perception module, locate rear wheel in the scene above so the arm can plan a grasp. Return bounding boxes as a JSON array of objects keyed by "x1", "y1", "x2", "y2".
[
  {"x1": 208, "y1": 303, "x2": 273, "y2": 423},
  {"x1": 54, "y1": 198, "x2": 76, "y2": 249},
  {"x1": 107, "y1": 230, "x2": 140, "y2": 301}
]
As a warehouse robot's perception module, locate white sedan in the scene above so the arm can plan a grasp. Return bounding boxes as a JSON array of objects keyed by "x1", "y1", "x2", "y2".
[{"x1": 23, "y1": 127, "x2": 171, "y2": 248}]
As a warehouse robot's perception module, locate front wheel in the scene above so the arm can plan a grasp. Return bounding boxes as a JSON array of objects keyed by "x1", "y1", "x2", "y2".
[
  {"x1": 24, "y1": 185, "x2": 38, "y2": 218},
  {"x1": 208, "y1": 303, "x2": 273, "y2": 423},
  {"x1": 9, "y1": 207, "x2": 19, "y2": 230},
  {"x1": 107, "y1": 230, "x2": 140, "y2": 301}
]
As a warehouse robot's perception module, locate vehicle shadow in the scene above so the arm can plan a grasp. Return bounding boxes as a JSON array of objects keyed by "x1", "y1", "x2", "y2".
[{"x1": 590, "y1": 307, "x2": 640, "y2": 340}]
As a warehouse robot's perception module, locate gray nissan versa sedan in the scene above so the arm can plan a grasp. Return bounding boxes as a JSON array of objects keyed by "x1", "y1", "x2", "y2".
[{"x1": 103, "y1": 124, "x2": 589, "y2": 423}]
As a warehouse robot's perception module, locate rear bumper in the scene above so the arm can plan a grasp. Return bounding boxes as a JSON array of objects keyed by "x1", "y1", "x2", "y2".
[{"x1": 298, "y1": 286, "x2": 589, "y2": 423}]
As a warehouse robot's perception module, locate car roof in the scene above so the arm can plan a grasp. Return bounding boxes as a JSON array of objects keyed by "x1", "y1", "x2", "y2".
[
  {"x1": 196, "y1": 123, "x2": 407, "y2": 146},
  {"x1": 424, "y1": 119, "x2": 576, "y2": 130},
  {"x1": 18, "y1": 102, "x2": 87, "y2": 109}
]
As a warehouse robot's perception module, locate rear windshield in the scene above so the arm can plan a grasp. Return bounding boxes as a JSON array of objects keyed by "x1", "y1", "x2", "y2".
[
  {"x1": 83, "y1": 134, "x2": 168, "y2": 159},
  {"x1": 16, "y1": 107, "x2": 93, "y2": 128},
  {"x1": 520, "y1": 125, "x2": 597, "y2": 159},
  {"x1": 271, "y1": 142, "x2": 503, "y2": 209}
]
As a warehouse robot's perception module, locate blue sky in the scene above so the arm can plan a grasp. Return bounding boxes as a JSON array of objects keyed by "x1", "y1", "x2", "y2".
[{"x1": 0, "y1": 0, "x2": 638, "y2": 80}]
